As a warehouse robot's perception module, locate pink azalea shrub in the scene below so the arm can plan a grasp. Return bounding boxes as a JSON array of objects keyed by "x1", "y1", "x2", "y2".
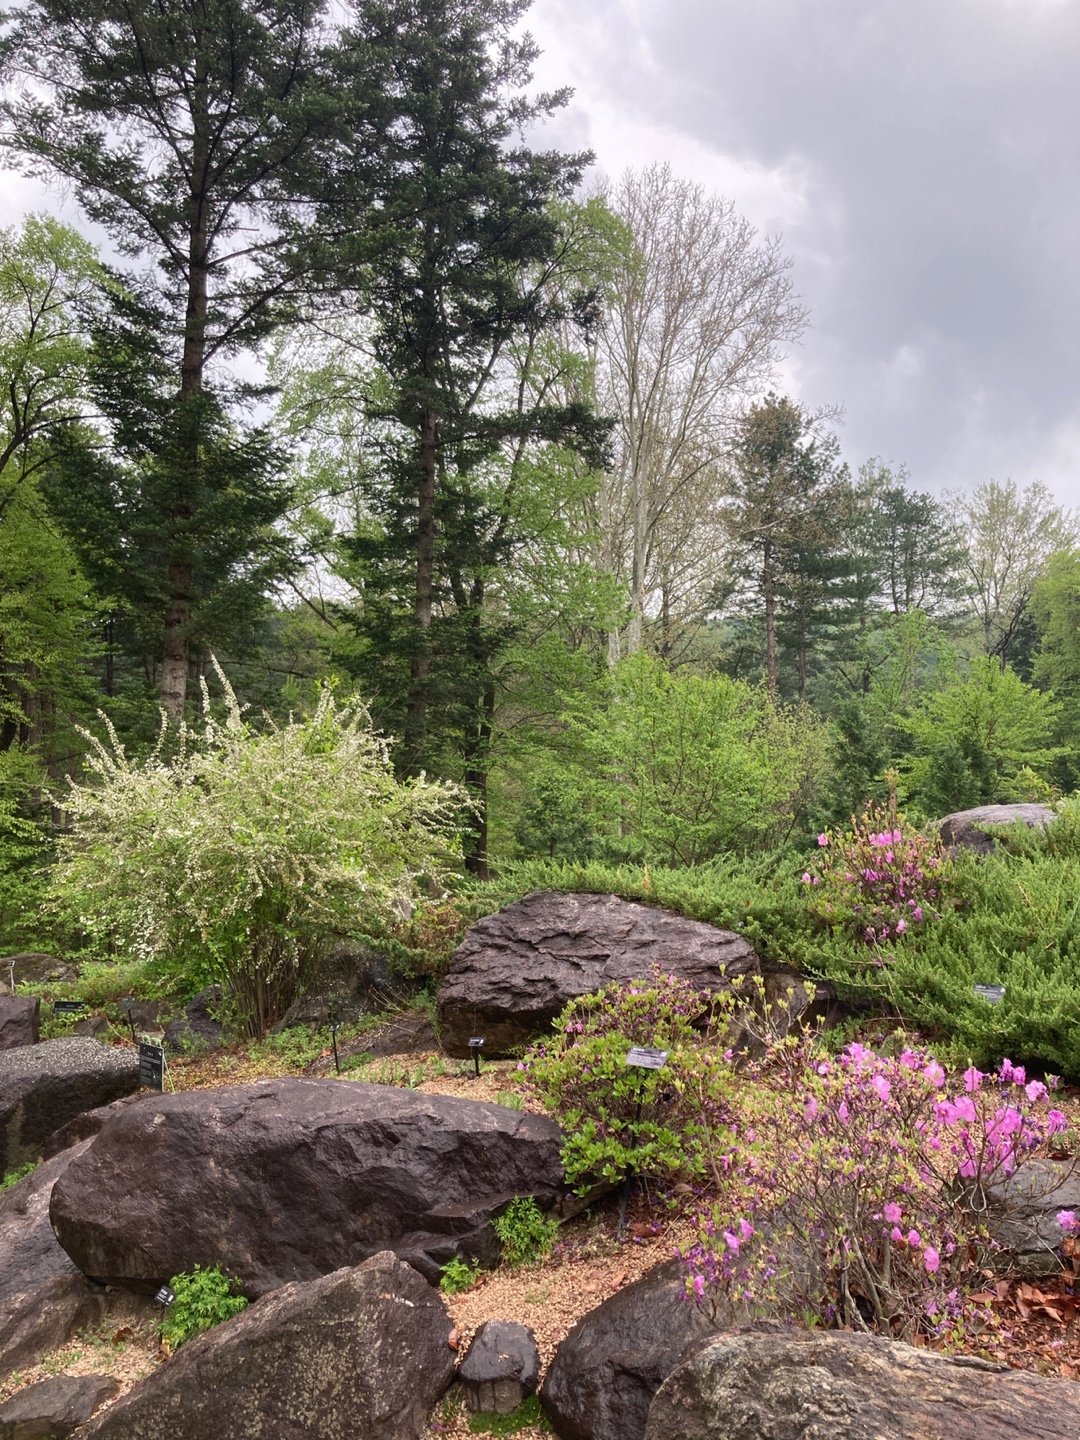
[
  {"x1": 803, "y1": 805, "x2": 951, "y2": 945},
  {"x1": 682, "y1": 1037, "x2": 1070, "y2": 1340}
]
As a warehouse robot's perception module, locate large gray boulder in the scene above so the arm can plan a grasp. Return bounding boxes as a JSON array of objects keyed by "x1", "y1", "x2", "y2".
[
  {"x1": 981, "y1": 1156, "x2": 1080, "y2": 1278},
  {"x1": 937, "y1": 803, "x2": 1056, "y2": 855},
  {"x1": 80, "y1": 1252, "x2": 456, "y2": 1440},
  {"x1": 0, "y1": 1142, "x2": 107, "y2": 1379},
  {"x1": 644, "y1": 1329, "x2": 1080, "y2": 1440},
  {"x1": 0, "y1": 996, "x2": 39, "y2": 1052},
  {"x1": 436, "y1": 891, "x2": 802, "y2": 1058},
  {"x1": 540, "y1": 1260, "x2": 734, "y2": 1440},
  {"x1": 0, "y1": 1038, "x2": 140, "y2": 1176},
  {"x1": 0, "y1": 955, "x2": 76, "y2": 989},
  {"x1": 0, "y1": 1373, "x2": 118, "y2": 1439},
  {"x1": 50, "y1": 1078, "x2": 566, "y2": 1295}
]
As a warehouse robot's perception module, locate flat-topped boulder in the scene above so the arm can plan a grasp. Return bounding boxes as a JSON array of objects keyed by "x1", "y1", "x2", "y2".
[
  {"x1": 0, "y1": 1373, "x2": 118, "y2": 1438},
  {"x1": 937, "y1": 803, "x2": 1056, "y2": 855},
  {"x1": 436, "y1": 891, "x2": 766, "y2": 1058},
  {"x1": 644, "y1": 1329, "x2": 1080, "y2": 1440},
  {"x1": 79, "y1": 1253, "x2": 456, "y2": 1440},
  {"x1": 0, "y1": 1038, "x2": 140, "y2": 1175},
  {"x1": 981, "y1": 1157, "x2": 1080, "y2": 1278},
  {"x1": 0, "y1": 1141, "x2": 107, "y2": 1378},
  {"x1": 50, "y1": 1077, "x2": 566, "y2": 1295}
]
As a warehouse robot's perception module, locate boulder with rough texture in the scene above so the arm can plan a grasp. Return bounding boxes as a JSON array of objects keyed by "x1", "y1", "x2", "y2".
[
  {"x1": 0, "y1": 955, "x2": 76, "y2": 990},
  {"x1": 273, "y1": 946, "x2": 400, "y2": 1033},
  {"x1": 937, "y1": 803, "x2": 1056, "y2": 855},
  {"x1": 50, "y1": 1078, "x2": 566, "y2": 1295},
  {"x1": 541, "y1": 1260, "x2": 735, "y2": 1440},
  {"x1": 42, "y1": 1093, "x2": 148, "y2": 1161},
  {"x1": 0, "y1": 997, "x2": 39, "y2": 1052},
  {"x1": 80, "y1": 1252, "x2": 456, "y2": 1440},
  {"x1": 0, "y1": 1374, "x2": 118, "y2": 1439},
  {"x1": 458, "y1": 1320, "x2": 540, "y2": 1415},
  {"x1": 982, "y1": 1157, "x2": 1080, "y2": 1278},
  {"x1": 0, "y1": 1038, "x2": 140, "y2": 1175},
  {"x1": 437, "y1": 891, "x2": 770, "y2": 1058},
  {"x1": 644, "y1": 1329, "x2": 1080, "y2": 1440},
  {"x1": 0, "y1": 1143, "x2": 107, "y2": 1379},
  {"x1": 161, "y1": 985, "x2": 231, "y2": 1054}
]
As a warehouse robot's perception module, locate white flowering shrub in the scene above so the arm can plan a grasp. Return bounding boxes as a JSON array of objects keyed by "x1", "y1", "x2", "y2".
[{"x1": 49, "y1": 667, "x2": 465, "y2": 1034}]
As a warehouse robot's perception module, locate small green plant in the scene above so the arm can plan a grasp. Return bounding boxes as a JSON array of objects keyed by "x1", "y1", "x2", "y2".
[
  {"x1": 1, "y1": 1160, "x2": 37, "y2": 1189},
  {"x1": 159, "y1": 1265, "x2": 248, "y2": 1350},
  {"x1": 468, "y1": 1394, "x2": 550, "y2": 1435},
  {"x1": 492, "y1": 1198, "x2": 559, "y2": 1270},
  {"x1": 438, "y1": 1255, "x2": 482, "y2": 1295},
  {"x1": 493, "y1": 1089, "x2": 524, "y2": 1110}
]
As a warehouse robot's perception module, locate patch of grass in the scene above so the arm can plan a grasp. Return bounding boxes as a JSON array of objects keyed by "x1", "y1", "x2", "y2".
[
  {"x1": 468, "y1": 1395, "x2": 550, "y2": 1435},
  {"x1": 493, "y1": 1089, "x2": 524, "y2": 1110}
]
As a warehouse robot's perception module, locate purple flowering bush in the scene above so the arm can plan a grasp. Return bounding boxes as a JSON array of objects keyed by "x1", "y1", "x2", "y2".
[
  {"x1": 683, "y1": 1037, "x2": 1071, "y2": 1340},
  {"x1": 518, "y1": 970, "x2": 740, "y2": 1192},
  {"x1": 804, "y1": 805, "x2": 952, "y2": 946}
]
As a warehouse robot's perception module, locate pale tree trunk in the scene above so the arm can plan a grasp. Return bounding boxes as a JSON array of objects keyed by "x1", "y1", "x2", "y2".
[{"x1": 763, "y1": 537, "x2": 778, "y2": 698}]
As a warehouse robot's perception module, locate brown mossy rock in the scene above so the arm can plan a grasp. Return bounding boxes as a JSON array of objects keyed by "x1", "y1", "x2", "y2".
[
  {"x1": 0, "y1": 997, "x2": 39, "y2": 1052},
  {"x1": 540, "y1": 1259, "x2": 737, "y2": 1440},
  {"x1": 79, "y1": 1252, "x2": 456, "y2": 1440},
  {"x1": 0, "y1": 1373, "x2": 118, "y2": 1439},
  {"x1": 0, "y1": 1039, "x2": 140, "y2": 1176},
  {"x1": 643, "y1": 1329, "x2": 1080, "y2": 1440},
  {"x1": 50, "y1": 1078, "x2": 566, "y2": 1295},
  {"x1": 937, "y1": 803, "x2": 1056, "y2": 855},
  {"x1": 0, "y1": 1143, "x2": 107, "y2": 1379},
  {"x1": 436, "y1": 891, "x2": 784, "y2": 1059}
]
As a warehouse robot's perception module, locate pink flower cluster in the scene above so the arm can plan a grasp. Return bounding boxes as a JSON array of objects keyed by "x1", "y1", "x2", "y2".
[
  {"x1": 683, "y1": 1036, "x2": 1070, "y2": 1340},
  {"x1": 803, "y1": 806, "x2": 950, "y2": 947}
]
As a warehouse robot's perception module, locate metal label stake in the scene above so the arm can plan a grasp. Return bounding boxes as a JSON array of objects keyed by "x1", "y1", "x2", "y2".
[{"x1": 617, "y1": 1048, "x2": 669, "y2": 1240}]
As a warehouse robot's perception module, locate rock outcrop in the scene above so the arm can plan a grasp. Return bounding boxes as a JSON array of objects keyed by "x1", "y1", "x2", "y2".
[
  {"x1": 50, "y1": 1078, "x2": 566, "y2": 1294},
  {"x1": 436, "y1": 891, "x2": 808, "y2": 1058},
  {"x1": 80, "y1": 1252, "x2": 456, "y2": 1440},
  {"x1": 540, "y1": 1259, "x2": 733, "y2": 1440},
  {"x1": 0, "y1": 1038, "x2": 140, "y2": 1175},
  {"x1": 0, "y1": 1142, "x2": 107, "y2": 1378},
  {"x1": 0, "y1": 1373, "x2": 118, "y2": 1438},
  {"x1": 643, "y1": 1329, "x2": 1080, "y2": 1440},
  {"x1": 937, "y1": 803, "x2": 1056, "y2": 855},
  {"x1": 0, "y1": 996, "x2": 39, "y2": 1052}
]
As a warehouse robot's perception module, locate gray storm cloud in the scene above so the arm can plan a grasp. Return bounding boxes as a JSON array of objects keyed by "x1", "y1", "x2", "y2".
[{"x1": 529, "y1": 0, "x2": 1080, "y2": 503}]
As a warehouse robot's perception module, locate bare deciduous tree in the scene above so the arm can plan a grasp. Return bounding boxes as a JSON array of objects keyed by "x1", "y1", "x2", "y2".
[
  {"x1": 594, "y1": 164, "x2": 807, "y2": 657},
  {"x1": 954, "y1": 479, "x2": 1078, "y2": 667}
]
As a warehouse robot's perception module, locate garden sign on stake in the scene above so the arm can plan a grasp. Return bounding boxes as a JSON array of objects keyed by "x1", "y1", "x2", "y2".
[{"x1": 617, "y1": 1048, "x2": 669, "y2": 1240}]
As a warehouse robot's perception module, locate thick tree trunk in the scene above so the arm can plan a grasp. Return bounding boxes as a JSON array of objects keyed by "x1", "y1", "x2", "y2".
[
  {"x1": 463, "y1": 680, "x2": 494, "y2": 880},
  {"x1": 405, "y1": 405, "x2": 437, "y2": 770}
]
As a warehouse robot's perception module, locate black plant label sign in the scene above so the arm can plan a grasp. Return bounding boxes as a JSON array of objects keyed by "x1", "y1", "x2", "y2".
[
  {"x1": 53, "y1": 1000, "x2": 87, "y2": 1016},
  {"x1": 139, "y1": 1041, "x2": 165, "y2": 1091}
]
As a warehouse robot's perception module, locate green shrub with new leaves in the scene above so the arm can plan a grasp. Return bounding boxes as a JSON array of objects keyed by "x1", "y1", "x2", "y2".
[
  {"x1": 519, "y1": 970, "x2": 740, "y2": 1191},
  {"x1": 159, "y1": 1265, "x2": 248, "y2": 1350},
  {"x1": 492, "y1": 1197, "x2": 559, "y2": 1269},
  {"x1": 48, "y1": 665, "x2": 465, "y2": 1035}
]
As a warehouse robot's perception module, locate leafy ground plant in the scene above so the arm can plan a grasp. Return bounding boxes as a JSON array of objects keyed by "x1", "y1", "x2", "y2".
[
  {"x1": 160, "y1": 1265, "x2": 248, "y2": 1350},
  {"x1": 439, "y1": 1256, "x2": 481, "y2": 1295},
  {"x1": 1, "y1": 1161, "x2": 37, "y2": 1189},
  {"x1": 467, "y1": 1394, "x2": 550, "y2": 1435},
  {"x1": 492, "y1": 1198, "x2": 559, "y2": 1270}
]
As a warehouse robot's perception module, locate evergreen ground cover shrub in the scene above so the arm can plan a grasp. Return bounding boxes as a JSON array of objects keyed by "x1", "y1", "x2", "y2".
[{"x1": 683, "y1": 1036, "x2": 1072, "y2": 1341}]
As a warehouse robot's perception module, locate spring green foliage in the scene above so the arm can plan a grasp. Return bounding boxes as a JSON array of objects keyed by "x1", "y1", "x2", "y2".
[
  {"x1": 1, "y1": 1161, "x2": 38, "y2": 1189},
  {"x1": 491, "y1": 1197, "x2": 559, "y2": 1269},
  {"x1": 438, "y1": 1255, "x2": 481, "y2": 1295},
  {"x1": 48, "y1": 666, "x2": 464, "y2": 1034},
  {"x1": 159, "y1": 1266, "x2": 248, "y2": 1350},
  {"x1": 520, "y1": 972, "x2": 739, "y2": 1190}
]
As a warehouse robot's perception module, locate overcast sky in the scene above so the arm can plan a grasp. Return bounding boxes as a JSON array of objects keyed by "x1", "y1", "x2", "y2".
[
  {"x1": 3, "y1": 0, "x2": 1078, "y2": 505},
  {"x1": 526, "y1": 0, "x2": 1080, "y2": 506}
]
